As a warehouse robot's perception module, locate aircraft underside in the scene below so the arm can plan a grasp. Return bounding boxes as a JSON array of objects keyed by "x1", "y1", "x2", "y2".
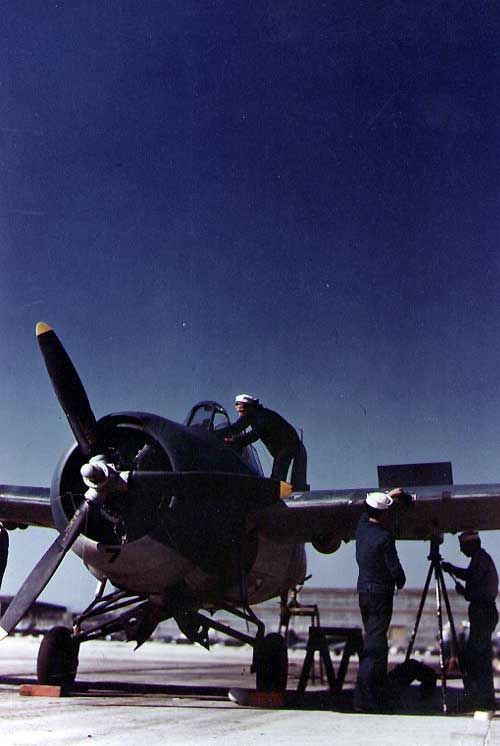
[{"x1": 75, "y1": 531, "x2": 307, "y2": 607}]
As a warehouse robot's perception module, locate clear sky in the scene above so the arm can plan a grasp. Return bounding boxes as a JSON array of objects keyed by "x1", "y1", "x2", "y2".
[{"x1": 0, "y1": 2, "x2": 499, "y2": 610}]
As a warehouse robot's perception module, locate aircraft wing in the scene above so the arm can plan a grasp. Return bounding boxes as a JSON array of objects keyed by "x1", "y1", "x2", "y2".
[
  {"x1": 253, "y1": 484, "x2": 500, "y2": 547},
  {"x1": 0, "y1": 486, "x2": 54, "y2": 529},
  {"x1": 3, "y1": 479, "x2": 500, "y2": 544}
]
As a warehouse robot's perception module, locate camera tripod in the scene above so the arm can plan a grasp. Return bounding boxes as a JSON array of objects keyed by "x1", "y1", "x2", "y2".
[{"x1": 404, "y1": 535, "x2": 464, "y2": 714}]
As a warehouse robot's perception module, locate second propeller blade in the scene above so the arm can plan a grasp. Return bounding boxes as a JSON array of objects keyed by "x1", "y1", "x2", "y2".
[{"x1": 0, "y1": 499, "x2": 90, "y2": 640}]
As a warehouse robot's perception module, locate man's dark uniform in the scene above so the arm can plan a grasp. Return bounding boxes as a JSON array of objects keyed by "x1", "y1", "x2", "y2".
[
  {"x1": 220, "y1": 403, "x2": 302, "y2": 484},
  {"x1": 444, "y1": 539, "x2": 498, "y2": 710},
  {"x1": 354, "y1": 509, "x2": 406, "y2": 712}
]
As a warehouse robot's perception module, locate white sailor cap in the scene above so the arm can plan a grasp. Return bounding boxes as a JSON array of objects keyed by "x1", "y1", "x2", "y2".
[
  {"x1": 235, "y1": 394, "x2": 259, "y2": 405},
  {"x1": 365, "y1": 492, "x2": 393, "y2": 510}
]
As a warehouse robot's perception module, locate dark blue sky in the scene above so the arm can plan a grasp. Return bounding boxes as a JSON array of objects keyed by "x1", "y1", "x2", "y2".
[{"x1": 0, "y1": 2, "x2": 499, "y2": 607}]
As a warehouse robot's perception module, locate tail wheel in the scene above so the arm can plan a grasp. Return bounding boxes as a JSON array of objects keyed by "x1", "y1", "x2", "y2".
[
  {"x1": 254, "y1": 632, "x2": 288, "y2": 692},
  {"x1": 37, "y1": 626, "x2": 80, "y2": 692}
]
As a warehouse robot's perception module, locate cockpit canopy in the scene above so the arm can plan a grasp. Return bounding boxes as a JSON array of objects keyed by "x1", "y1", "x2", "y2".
[
  {"x1": 185, "y1": 400, "x2": 264, "y2": 476},
  {"x1": 184, "y1": 400, "x2": 231, "y2": 431}
]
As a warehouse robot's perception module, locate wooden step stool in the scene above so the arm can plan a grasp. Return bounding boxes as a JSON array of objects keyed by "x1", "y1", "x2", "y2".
[{"x1": 297, "y1": 626, "x2": 363, "y2": 695}]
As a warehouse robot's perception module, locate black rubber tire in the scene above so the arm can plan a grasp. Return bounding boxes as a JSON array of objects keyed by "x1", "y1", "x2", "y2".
[
  {"x1": 37, "y1": 626, "x2": 80, "y2": 692},
  {"x1": 254, "y1": 632, "x2": 288, "y2": 692}
]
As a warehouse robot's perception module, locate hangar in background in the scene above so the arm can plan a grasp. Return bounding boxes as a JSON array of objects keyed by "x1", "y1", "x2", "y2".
[{"x1": 0, "y1": 597, "x2": 69, "y2": 635}]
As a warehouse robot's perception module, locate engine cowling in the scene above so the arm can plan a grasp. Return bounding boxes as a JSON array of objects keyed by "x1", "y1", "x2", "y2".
[{"x1": 50, "y1": 413, "x2": 177, "y2": 544}]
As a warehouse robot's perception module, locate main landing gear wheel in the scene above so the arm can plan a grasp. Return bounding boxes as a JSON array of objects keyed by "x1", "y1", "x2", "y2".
[
  {"x1": 37, "y1": 626, "x2": 80, "y2": 692},
  {"x1": 254, "y1": 633, "x2": 288, "y2": 692}
]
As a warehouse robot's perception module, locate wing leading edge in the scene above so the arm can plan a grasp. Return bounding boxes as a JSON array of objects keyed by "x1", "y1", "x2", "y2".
[
  {"x1": 0, "y1": 486, "x2": 53, "y2": 529},
  {"x1": 253, "y1": 484, "x2": 500, "y2": 546}
]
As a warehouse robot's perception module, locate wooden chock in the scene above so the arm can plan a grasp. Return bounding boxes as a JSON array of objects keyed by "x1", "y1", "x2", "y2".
[
  {"x1": 228, "y1": 687, "x2": 285, "y2": 708},
  {"x1": 19, "y1": 684, "x2": 63, "y2": 697}
]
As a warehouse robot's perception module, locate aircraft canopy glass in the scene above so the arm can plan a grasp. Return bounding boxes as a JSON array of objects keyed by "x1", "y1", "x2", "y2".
[{"x1": 185, "y1": 401, "x2": 231, "y2": 431}]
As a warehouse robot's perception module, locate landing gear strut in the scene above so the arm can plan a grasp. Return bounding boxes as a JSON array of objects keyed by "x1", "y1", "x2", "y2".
[{"x1": 34, "y1": 590, "x2": 290, "y2": 694}]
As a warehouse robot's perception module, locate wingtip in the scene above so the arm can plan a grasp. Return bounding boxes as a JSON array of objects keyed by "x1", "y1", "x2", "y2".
[{"x1": 36, "y1": 322, "x2": 52, "y2": 337}]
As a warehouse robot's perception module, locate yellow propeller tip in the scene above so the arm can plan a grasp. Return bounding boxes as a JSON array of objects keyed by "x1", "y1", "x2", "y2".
[
  {"x1": 0, "y1": 627, "x2": 9, "y2": 642},
  {"x1": 36, "y1": 322, "x2": 52, "y2": 337}
]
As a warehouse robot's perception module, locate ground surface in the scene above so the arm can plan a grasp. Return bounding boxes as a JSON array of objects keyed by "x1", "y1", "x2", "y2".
[{"x1": 0, "y1": 636, "x2": 499, "y2": 745}]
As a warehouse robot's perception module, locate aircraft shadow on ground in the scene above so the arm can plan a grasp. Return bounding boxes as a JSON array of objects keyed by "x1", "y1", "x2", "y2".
[{"x1": 0, "y1": 675, "x2": 468, "y2": 714}]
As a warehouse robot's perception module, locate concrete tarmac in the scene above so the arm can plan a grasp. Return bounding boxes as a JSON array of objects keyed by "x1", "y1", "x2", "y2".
[{"x1": 0, "y1": 636, "x2": 499, "y2": 745}]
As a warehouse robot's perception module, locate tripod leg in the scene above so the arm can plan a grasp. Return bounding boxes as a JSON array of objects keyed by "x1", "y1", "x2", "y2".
[
  {"x1": 436, "y1": 563, "x2": 464, "y2": 676},
  {"x1": 435, "y1": 563, "x2": 448, "y2": 714},
  {"x1": 405, "y1": 560, "x2": 433, "y2": 662}
]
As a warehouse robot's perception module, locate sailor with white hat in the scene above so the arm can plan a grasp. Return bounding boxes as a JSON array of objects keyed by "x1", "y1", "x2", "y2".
[
  {"x1": 442, "y1": 531, "x2": 498, "y2": 711},
  {"x1": 353, "y1": 488, "x2": 406, "y2": 712},
  {"x1": 218, "y1": 394, "x2": 308, "y2": 489}
]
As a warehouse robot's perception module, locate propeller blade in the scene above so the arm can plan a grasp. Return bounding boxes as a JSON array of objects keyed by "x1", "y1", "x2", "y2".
[
  {"x1": 0, "y1": 500, "x2": 89, "y2": 640},
  {"x1": 36, "y1": 322, "x2": 99, "y2": 458}
]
